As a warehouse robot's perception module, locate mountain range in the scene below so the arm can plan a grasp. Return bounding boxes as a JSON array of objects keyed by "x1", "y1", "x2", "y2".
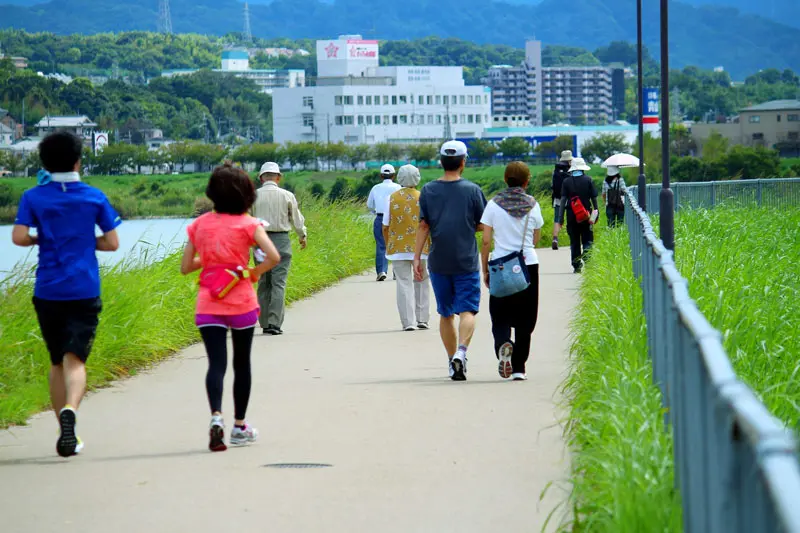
[{"x1": 1, "y1": 0, "x2": 799, "y2": 79}]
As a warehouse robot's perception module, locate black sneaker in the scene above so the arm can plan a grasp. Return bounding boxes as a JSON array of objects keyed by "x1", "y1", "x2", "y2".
[
  {"x1": 450, "y1": 358, "x2": 466, "y2": 381},
  {"x1": 552, "y1": 239, "x2": 559, "y2": 250},
  {"x1": 264, "y1": 325, "x2": 283, "y2": 335},
  {"x1": 573, "y1": 265, "x2": 582, "y2": 274},
  {"x1": 377, "y1": 272, "x2": 387, "y2": 282},
  {"x1": 56, "y1": 407, "x2": 78, "y2": 458}
]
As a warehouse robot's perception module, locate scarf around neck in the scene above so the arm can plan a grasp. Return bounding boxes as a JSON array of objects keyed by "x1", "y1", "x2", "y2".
[
  {"x1": 494, "y1": 187, "x2": 536, "y2": 219},
  {"x1": 37, "y1": 170, "x2": 81, "y2": 186}
]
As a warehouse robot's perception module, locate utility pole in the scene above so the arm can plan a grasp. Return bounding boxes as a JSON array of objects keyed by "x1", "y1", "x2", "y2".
[
  {"x1": 326, "y1": 113, "x2": 331, "y2": 144},
  {"x1": 659, "y1": 0, "x2": 675, "y2": 252}
]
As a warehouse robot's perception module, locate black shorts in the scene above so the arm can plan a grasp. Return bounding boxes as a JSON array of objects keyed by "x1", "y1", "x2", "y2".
[{"x1": 32, "y1": 297, "x2": 102, "y2": 365}]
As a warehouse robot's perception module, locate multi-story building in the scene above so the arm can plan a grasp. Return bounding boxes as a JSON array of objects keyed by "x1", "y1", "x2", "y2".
[
  {"x1": 691, "y1": 100, "x2": 800, "y2": 153},
  {"x1": 482, "y1": 41, "x2": 543, "y2": 126},
  {"x1": 542, "y1": 65, "x2": 625, "y2": 125},
  {"x1": 272, "y1": 36, "x2": 491, "y2": 145},
  {"x1": 161, "y1": 50, "x2": 305, "y2": 95}
]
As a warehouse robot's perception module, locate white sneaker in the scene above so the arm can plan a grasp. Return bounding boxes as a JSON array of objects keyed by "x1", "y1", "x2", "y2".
[
  {"x1": 498, "y1": 342, "x2": 513, "y2": 379},
  {"x1": 451, "y1": 352, "x2": 467, "y2": 381},
  {"x1": 209, "y1": 415, "x2": 227, "y2": 452},
  {"x1": 230, "y1": 423, "x2": 259, "y2": 446},
  {"x1": 511, "y1": 373, "x2": 528, "y2": 381},
  {"x1": 403, "y1": 325, "x2": 416, "y2": 332}
]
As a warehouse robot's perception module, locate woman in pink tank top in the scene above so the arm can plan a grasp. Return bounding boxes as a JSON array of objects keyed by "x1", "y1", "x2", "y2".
[{"x1": 181, "y1": 162, "x2": 280, "y2": 452}]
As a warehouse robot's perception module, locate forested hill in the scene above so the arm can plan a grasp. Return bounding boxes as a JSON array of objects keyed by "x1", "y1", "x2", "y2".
[{"x1": 1, "y1": 0, "x2": 799, "y2": 78}]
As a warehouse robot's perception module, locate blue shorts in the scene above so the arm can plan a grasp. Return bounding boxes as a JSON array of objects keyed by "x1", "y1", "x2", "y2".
[{"x1": 429, "y1": 271, "x2": 481, "y2": 318}]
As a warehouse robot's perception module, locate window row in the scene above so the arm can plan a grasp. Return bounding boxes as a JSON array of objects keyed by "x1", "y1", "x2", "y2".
[
  {"x1": 334, "y1": 94, "x2": 489, "y2": 107},
  {"x1": 333, "y1": 114, "x2": 490, "y2": 126}
]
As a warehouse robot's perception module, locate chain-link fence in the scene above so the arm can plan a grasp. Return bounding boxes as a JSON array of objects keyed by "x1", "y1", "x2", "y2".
[{"x1": 624, "y1": 190, "x2": 800, "y2": 533}]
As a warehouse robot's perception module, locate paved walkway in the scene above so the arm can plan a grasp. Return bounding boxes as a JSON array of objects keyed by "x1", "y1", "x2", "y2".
[{"x1": 0, "y1": 249, "x2": 576, "y2": 533}]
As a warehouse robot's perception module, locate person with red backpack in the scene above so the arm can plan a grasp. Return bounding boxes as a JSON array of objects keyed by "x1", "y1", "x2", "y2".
[{"x1": 554, "y1": 157, "x2": 599, "y2": 273}]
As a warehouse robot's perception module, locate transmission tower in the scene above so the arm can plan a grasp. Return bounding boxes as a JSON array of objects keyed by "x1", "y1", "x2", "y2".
[
  {"x1": 158, "y1": 0, "x2": 173, "y2": 34},
  {"x1": 243, "y1": 2, "x2": 253, "y2": 44}
]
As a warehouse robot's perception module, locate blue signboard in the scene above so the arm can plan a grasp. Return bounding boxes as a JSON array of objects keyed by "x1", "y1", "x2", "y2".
[{"x1": 644, "y1": 88, "x2": 659, "y2": 123}]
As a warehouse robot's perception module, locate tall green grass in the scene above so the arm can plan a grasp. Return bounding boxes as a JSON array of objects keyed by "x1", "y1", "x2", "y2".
[
  {"x1": 0, "y1": 199, "x2": 372, "y2": 427},
  {"x1": 560, "y1": 205, "x2": 800, "y2": 531},
  {"x1": 560, "y1": 227, "x2": 682, "y2": 532},
  {"x1": 672, "y1": 207, "x2": 800, "y2": 430}
]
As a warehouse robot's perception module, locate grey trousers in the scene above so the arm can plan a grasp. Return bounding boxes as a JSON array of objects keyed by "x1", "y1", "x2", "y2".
[
  {"x1": 393, "y1": 260, "x2": 431, "y2": 329},
  {"x1": 257, "y1": 232, "x2": 292, "y2": 329}
]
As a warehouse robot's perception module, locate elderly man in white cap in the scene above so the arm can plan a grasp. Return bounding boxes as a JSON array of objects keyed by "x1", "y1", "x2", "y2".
[
  {"x1": 382, "y1": 165, "x2": 431, "y2": 331},
  {"x1": 414, "y1": 140, "x2": 487, "y2": 381},
  {"x1": 367, "y1": 163, "x2": 401, "y2": 281},
  {"x1": 554, "y1": 157, "x2": 599, "y2": 274},
  {"x1": 252, "y1": 162, "x2": 307, "y2": 335}
]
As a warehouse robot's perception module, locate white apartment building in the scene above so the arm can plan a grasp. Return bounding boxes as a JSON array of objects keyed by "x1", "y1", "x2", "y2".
[
  {"x1": 161, "y1": 50, "x2": 305, "y2": 95},
  {"x1": 272, "y1": 36, "x2": 491, "y2": 145},
  {"x1": 482, "y1": 40, "x2": 543, "y2": 126}
]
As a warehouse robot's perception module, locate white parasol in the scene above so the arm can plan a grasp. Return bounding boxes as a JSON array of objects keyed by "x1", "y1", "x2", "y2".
[{"x1": 601, "y1": 153, "x2": 641, "y2": 168}]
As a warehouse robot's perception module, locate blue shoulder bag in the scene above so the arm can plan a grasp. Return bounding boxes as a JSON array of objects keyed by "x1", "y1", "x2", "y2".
[{"x1": 488, "y1": 213, "x2": 531, "y2": 298}]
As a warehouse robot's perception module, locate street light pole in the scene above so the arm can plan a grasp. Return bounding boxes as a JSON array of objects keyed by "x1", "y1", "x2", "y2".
[
  {"x1": 659, "y1": 0, "x2": 675, "y2": 251},
  {"x1": 636, "y1": 0, "x2": 647, "y2": 210}
]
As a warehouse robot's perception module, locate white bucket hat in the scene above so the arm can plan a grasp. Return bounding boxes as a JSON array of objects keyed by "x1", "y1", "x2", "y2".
[
  {"x1": 560, "y1": 150, "x2": 574, "y2": 162},
  {"x1": 397, "y1": 165, "x2": 421, "y2": 187},
  {"x1": 258, "y1": 161, "x2": 281, "y2": 177},
  {"x1": 568, "y1": 157, "x2": 591, "y2": 172}
]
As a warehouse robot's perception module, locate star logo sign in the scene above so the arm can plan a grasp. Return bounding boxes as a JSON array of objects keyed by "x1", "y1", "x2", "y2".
[{"x1": 325, "y1": 42, "x2": 339, "y2": 59}]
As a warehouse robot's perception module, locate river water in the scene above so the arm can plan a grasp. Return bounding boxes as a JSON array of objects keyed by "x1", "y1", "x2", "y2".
[{"x1": 0, "y1": 218, "x2": 191, "y2": 276}]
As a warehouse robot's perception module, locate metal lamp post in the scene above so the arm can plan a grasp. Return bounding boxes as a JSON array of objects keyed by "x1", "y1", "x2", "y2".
[
  {"x1": 636, "y1": 0, "x2": 647, "y2": 210},
  {"x1": 659, "y1": 0, "x2": 675, "y2": 250}
]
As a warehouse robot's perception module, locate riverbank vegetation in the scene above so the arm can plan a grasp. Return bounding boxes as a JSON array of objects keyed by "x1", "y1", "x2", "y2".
[
  {"x1": 0, "y1": 199, "x2": 373, "y2": 428},
  {"x1": 561, "y1": 206, "x2": 800, "y2": 530}
]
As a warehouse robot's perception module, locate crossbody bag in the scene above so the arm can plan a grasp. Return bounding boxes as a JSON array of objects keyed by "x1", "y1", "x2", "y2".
[{"x1": 488, "y1": 211, "x2": 532, "y2": 298}]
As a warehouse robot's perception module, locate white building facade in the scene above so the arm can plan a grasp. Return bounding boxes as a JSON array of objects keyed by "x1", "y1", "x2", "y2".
[
  {"x1": 161, "y1": 50, "x2": 305, "y2": 95},
  {"x1": 273, "y1": 36, "x2": 491, "y2": 145}
]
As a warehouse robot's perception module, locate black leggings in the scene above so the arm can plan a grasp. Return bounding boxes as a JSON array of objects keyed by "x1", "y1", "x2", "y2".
[
  {"x1": 489, "y1": 264, "x2": 540, "y2": 374},
  {"x1": 200, "y1": 327, "x2": 255, "y2": 420}
]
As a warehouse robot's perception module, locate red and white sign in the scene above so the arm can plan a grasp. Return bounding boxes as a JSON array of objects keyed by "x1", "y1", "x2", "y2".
[{"x1": 346, "y1": 40, "x2": 378, "y2": 59}]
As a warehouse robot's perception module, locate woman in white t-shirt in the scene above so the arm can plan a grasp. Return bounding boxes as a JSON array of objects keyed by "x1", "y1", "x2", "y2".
[{"x1": 480, "y1": 162, "x2": 545, "y2": 381}]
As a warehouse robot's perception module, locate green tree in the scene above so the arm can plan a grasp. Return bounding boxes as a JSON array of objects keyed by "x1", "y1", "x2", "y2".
[
  {"x1": 347, "y1": 144, "x2": 372, "y2": 169},
  {"x1": 284, "y1": 142, "x2": 316, "y2": 170},
  {"x1": 723, "y1": 145, "x2": 781, "y2": 179},
  {"x1": 701, "y1": 130, "x2": 731, "y2": 160},
  {"x1": 320, "y1": 142, "x2": 348, "y2": 170},
  {"x1": 407, "y1": 144, "x2": 438, "y2": 166},
  {"x1": 580, "y1": 133, "x2": 631, "y2": 164},
  {"x1": 94, "y1": 143, "x2": 139, "y2": 174},
  {"x1": 468, "y1": 139, "x2": 498, "y2": 165},
  {"x1": 670, "y1": 124, "x2": 697, "y2": 157},
  {"x1": 497, "y1": 137, "x2": 531, "y2": 159},
  {"x1": 542, "y1": 109, "x2": 565, "y2": 125},
  {"x1": 373, "y1": 143, "x2": 394, "y2": 163},
  {"x1": 535, "y1": 136, "x2": 574, "y2": 158}
]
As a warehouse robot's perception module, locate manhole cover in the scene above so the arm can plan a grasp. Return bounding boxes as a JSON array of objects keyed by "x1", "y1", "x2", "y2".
[{"x1": 262, "y1": 463, "x2": 332, "y2": 469}]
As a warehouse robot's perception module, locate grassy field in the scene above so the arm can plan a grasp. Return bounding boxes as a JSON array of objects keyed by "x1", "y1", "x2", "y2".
[
  {"x1": 560, "y1": 226, "x2": 682, "y2": 532},
  {"x1": 0, "y1": 200, "x2": 373, "y2": 428},
  {"x1": 672, "y1": 208, "x2": 800, "y2": 430},
  {"x1": 561, "y1": 205, "x2": 800, "y2": 531}
]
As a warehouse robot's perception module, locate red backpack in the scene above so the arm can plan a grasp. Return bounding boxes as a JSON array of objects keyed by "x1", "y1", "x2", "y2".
[{"x1": 570, "y1": 196, "x2": 590, "y2": 223}]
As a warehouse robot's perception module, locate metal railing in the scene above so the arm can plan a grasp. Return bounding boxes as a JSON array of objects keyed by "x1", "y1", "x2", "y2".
[
  {"x1": 624, "y1": 191, "x2": 800, "y2": 533},
  {"x1": 637, "y1": 178, "x2": 800, "y2": 214}
]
